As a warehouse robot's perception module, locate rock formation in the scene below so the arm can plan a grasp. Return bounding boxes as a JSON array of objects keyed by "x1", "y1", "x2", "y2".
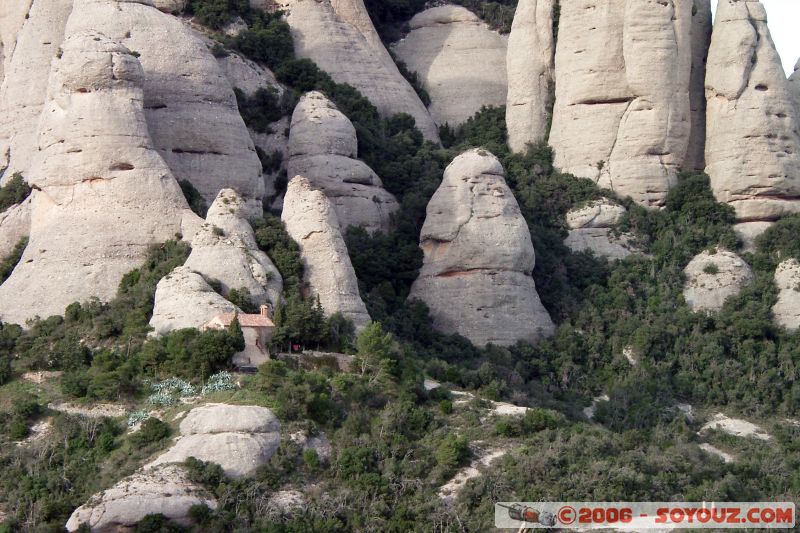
[
  {"x1": 705, "y1": 0, "x2": 800, "y2": 236},
  {"x1": 564, "y1": 198, "x2": 635, "y2": 261},
  {"x1": 281, "y1": 176, "x2": 370, "y2": 330},
  {"x1": 772, "y1": 259, "x2": 800, "y2": 331},
  {"x1": 273, "y1": 0, "x2": 439, "y2": 141},
  {"x1": 63, "y1": 0, "x2": 264, "y2": 211},
  {"x1": 66, "y1": 464, "x2": 217, "y2": 532},
  {"x1": 184, "y1": 189, "x2": 283, "y2": 309},
  {"x1": 549, "y1": 0, "x2": 693, "y2": 207},
  {"x1": 0, "y1": 31, "x2": 199, "y2": 325},
  {"x1": 0, "y1": 196, "x2": 30, "y2": 258},
  {"x1": 391, "y1": 5, "x2": 508, "y2": 128},
  {"x1": 686, "y1": 0, "x2": 712, "y2": 170},
  {"x1": 147, "y1": 404, "x2": 281, "y2": 478},
  {"x1": 789, "y1": 58, "x2": 800, "y2": 122},
  {"x1": 505, "y1": 0, "x2": 554, "y2": 153},
  {"x1": 0, "y1": 0, "x2": 73, "y2": 181},
  {"x1": 683, "y1": 249, "x2": 754, "y2": 313},
  {"x1": 408, "y1": 149, "x2": 554, "y2": 346},
  {"x1": 287, "y1": 92, "x2": 398, "y2": 233},
  {"x1": 149, "y1": 266, "x2": 241, "y2": 336}
]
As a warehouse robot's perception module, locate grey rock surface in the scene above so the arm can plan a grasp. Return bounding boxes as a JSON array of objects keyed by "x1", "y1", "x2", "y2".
[
  {"x1": 505, "y1": 0, "x2": 554, "y2": 153},
  {"x1": 686, "y1": 0, "x2": 712, "y2": 170},
  {"x1": 392, "y1": 5, "x2": 508, "y2": 128},
  {"x1": 564, "y1": 199, "x2": 635, "y2": 261},
  {"x1": 282, "y1": 176, "x2": 370, "y2": 330},
  {"x1": 0, "y1": 196, "x2": 30, "y2": 258},
  {"x1": 0, "y1": 30, "x2": 199, "y2": 325},
  {"x1": 683, "y1": 249, "x2": 754, "y2": 313},
  {"x1": 288, "y1": 92, "x2": 399, "y2": 234},
  {"x1": 772, "y1": 258, "x2": 800, "y2": 331},
  {"x1": 409, "y1": 149, "x2": 554, "y2": 346},
  {"x1": 705, "y1": 0, "x2": 800, "y2": 227},
  {"x1": 65, "y1": 464, "x2": 217, "y2": 532}
]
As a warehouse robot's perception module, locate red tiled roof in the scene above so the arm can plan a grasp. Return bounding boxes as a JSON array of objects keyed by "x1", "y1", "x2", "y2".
[{"x1": 212, "y1": 313, "x2": 274, "y2": 328}]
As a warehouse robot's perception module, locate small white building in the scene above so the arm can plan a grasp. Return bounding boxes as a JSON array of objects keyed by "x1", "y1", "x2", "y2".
[{"x1": 203, "y1": 305, "x2": 275, "y2": 367}]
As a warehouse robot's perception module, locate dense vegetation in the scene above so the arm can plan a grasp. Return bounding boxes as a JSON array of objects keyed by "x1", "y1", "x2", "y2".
[{"x1": 0, "y1": 173, "x2": 31, "y2": 214}]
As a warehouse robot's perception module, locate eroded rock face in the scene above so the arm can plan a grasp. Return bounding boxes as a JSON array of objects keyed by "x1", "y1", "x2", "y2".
[
  {"x1": 683, "y1": 249, "x2": 754, "y2": 313},
  {"x1": 564, "y1": 199, "x2": 634, "y2": 261},
  {"x1": 391, "y1": 5, "x2": 508, "y2": 128},
  {"x1": 288, "y1": 92, "x2": 398, "y2": 234},
  {"x1": 184, "y1": 189, "x2": 283, "y2": 309},
  {"x1": 0, "y1": 0, "x2": 74, "y2": 181},
  {"x1": 0, "y1": 31, "x2": 198, "y2": 325},
  {"x1": 408, "y1": 149, "x2": 554, "y2": 346},
  {"x1": 65, "y1": 464, "x2": 217, "y2": 532},
  {"x1": 281, "y1": 176, "x2": 370, "y2": 329},
  {"x1": 506, "y1": 0, "x2": 554, "y2": 153},
  {"x1": 772, "y1": 259, "x2": 800, "y2": 331},
  {"x1": 705, "y1": 0, "x2": 800, "y2": 227},
  {"x1": 149, "y1": 266, "x2": 241, "y2": 336},
  {"x1": 686, "y1": 0, "x2": 712, "y2": 170},
  {"x1": 275, "y1": 0, "x2": 439, "y2": 141},
  {"x1": 147, "y1": 404, "x2": 281, "y2": 478},
  {"x1": 789, "y1": 58, "x2": 800, "y2": 122},
  {"x1": 0, "y1": 196, "x2": 30, "y2": 258},
  {"x1": 62, "y1": 0, "x2": 264, "y2": 210},
  {"x1": 549, "y1": 0, "x2": 693, "y2": 207}
]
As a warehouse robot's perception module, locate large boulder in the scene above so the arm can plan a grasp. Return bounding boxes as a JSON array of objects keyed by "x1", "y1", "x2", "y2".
[
  {"x1": 772, "y1": 259, "x2": 800, "y2": 331},
  {"x1": 63, "y1": 0, "x2": 265, "y2": 211},
  {"x1": 287, "y1": 92, "x2": 398, "y2": 234},
  {"x1": 149, "y1": 266, "x2": 241, "y2": 336},
  {"x1": 184, "y1": 189, "x2": 283, "y2": 310},
  {"x1": 505, "y1": 0, "x2": 554, "y2": 153},
  {"x1": 0, "y1": 196, "x2": 30, "y2": 258},
  {"x1": 391, "y1": 5, "x2": 508, "y2": 128},
  {"x1": 408, "y1": 149, "x2": 554, "y2": 346},
  {"x1": 0, "y1": 0, "x2": 74, "y2": 182},
  {"x1": 274, "y1": 0, "x2": 439, "y2": 141},
  {"x1": 147, "y1": 404, "x2": 281, "y2": 478},
  {"x1": 65, "y1": 464, "x2": 217, "y2": 532},
  {"x1": 0, "y1": 31, "x2": 198, "y2": 325},
  {"x1": 564, "y1": 199, "x2": 635, "y2": 261},
  {"x1": 281, "y1": 176, "x2": 370, "y2": 330},
  {"x1": 549, "y1": 0, "x2": 693, "y2": 208},
  {"x1": 685, "y1": 0, "x2": 712, "y2": 171},
  {"x1": 705, "y1": 0, "x2": 800, "y2": 230},
  {"x1": 683, "y1": 249, "x2": 754, "y2": 313}
]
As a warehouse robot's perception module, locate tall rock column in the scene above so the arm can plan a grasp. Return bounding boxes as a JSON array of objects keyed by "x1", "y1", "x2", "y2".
[
  {"x1": 0, "y1": 32, "x2": 198, "y2": 324},
  {"x1": 506, "y1": 0, "x2": 554, "y2": 153},
  {"x1": 789, "y1": 58, "x2": 800, "y2": 121},
  {"x1": 287, "y1": 92, "x2": 399, "y2": 234},
  {"x1": 409, "y1": 149, "x2": 554, "y2": 347},
  {"x1": 705, "y1": 0, "x2": 800, "y2": 235},
  {"x1": 281, "y1": 176, "x2": 370, "y2": 330},
  {"x1": 548, "y1": 0, "x2": 693, "y2": 208},
  {"x1": 273, "y1": 0, "x2": 439, "y2": 142},
  {"x1": 685, "y1": 0, "x2": 712, "y2": 171}
]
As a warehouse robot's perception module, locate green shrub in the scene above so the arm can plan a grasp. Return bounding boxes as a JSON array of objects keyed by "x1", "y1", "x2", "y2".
[
  {"x1": 234, "y1": 87, "x2": 285, "y2": 133},
  {"x1": 0, "y1": 173, "x2": 31, "y2": 213},
  {"x1": 435, "y1": 434, "x2": 470, "y2": 469},
  {"x1": 0, "y1": 237, "x2": 27, "y2": 284},
  {"x1": 178, "y1": 179, "x2": 208, "y2": 218},
  {"x1": 130, "y1": 417, "x2": 170, "y2": 447}
]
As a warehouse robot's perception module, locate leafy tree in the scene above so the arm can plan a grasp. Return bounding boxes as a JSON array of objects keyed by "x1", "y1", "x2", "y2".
[{"x1": 0, "y1": 173, "x2": 31, "y2": 213}]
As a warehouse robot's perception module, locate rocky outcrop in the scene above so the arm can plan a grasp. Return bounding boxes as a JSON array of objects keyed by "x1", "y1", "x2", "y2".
[
  {"x1": 149, "y1": 266, "x2": 240, "y2": 336},
  {"x1": 184, "y1": 189, "x2": 283, "y2": 309},
  {"x1": 0, "y1": 196, "x2": 30, "y2": 258},
  {"x1": 789, "y1": 59, "x2": 800, "y2": 122},
  {"x1": 772, "y1": 259, "x2": 800, "y2": 331},
  {"x1": 705, "y1": 0, "x2": 800, "y2": 228},
  {"x1": 549, "y1": 0, "x2": 693, "y2": 207},
  {"x1": 287, "y1": 92, "x2": 398, "y2": 233},
  {"x1": 66, "y1": 464, "x2": 217, "y2": 532},
  {"x1": 281, "y1": 176, "x2": 370, "y2": 329},
  {"x1": 0, "y1": 0, "x2": 73, "y2": 182},
  {"x1": 505, "y1": 0, "x2": 554, "y2": 153},
  {"x1": 564, "y1": 199, "x2": 635, "y2": 261},
  {"x1": 685, "y1": 0, "x2": 712, "y2": 170},
  {"x1": 0, "y1": 31, "x2": 199, "y2": 325},
  {"x1": 391, "y1": 5, "x2": 508, "y2": 128},
  {"x1": 147, "y1": 404, "x2": 281, "y2": 478},
  {"x1": 274, "y1": 0, "x2": 439, "y2": 141},
  {"x1": 683, "y1": 249, "x2": 754, "y2": 313},
  {"x1": 63, "y1": 0, "x2": 264, "y2": 210},
  {"x1": 408, "y1": 149, "x2": 554, "y2": 346}
]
